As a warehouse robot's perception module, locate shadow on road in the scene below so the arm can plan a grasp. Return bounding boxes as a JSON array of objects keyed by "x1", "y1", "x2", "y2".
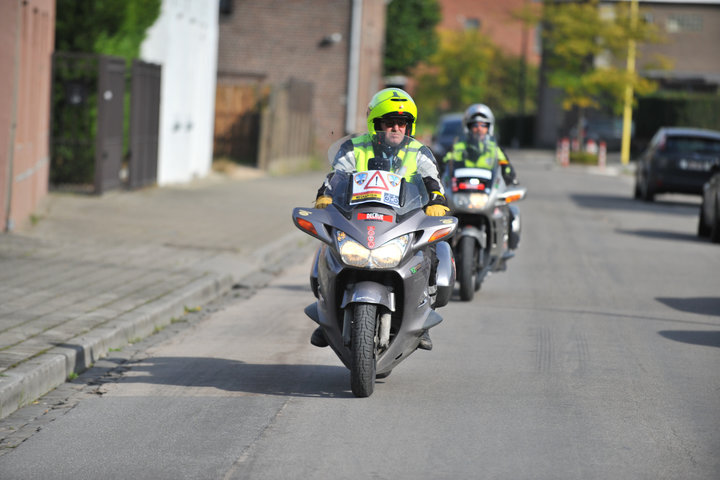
[
  {"x1": 657, "y1": 296, "x2": 720, "y2": 317},
  {"x1": 106, "y1": 356, "x2": 357, "y2": 398},
  {"x1": 658, "y1": 330, "x2": 720, "y2": 348},
  {"x1": 570, "y1": 193, "x2": 700, "y2": 216},
  {"x1": 615, "y1": 228, "x2": 701, "y2": 242}
]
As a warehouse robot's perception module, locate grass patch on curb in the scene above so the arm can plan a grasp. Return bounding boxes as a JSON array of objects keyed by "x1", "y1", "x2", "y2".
[{"x1": 569, "y1": 152, "x2": 598, "y2": 165}]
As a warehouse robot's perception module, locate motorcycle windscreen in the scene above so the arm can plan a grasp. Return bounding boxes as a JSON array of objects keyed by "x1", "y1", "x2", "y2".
[{"x1": 328, "y1": 170, "x2": 428, "y2": 216}]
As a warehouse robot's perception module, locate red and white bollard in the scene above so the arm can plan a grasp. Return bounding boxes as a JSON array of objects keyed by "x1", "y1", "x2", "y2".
[
  {"x1": 559, "y1": 137, "x2": 570, "y2": 166},
  {"x1": 598, "y1": 141, "x2": 607, "y2": 170},
  {"x1": 586, "y1": 138, "x2": 597, "y2": 154}
]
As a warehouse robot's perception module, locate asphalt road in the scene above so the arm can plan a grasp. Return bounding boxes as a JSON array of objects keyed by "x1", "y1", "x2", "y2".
[{"x1": 1, "y1": 156, "x2": 718, "y2": 479}]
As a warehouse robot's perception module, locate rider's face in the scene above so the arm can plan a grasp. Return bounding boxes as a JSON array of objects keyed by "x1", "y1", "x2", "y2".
[
  {"x1": 379, "y1": 117, "x2": 408, "y2": 146},
  {"x1": 469, "y1": 121, "x2": 489, "y2": 139}
]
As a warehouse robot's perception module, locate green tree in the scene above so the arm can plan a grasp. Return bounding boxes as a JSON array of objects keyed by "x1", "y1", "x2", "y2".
[
  {"x1": 541, "y1": 0, "x2": 663, "y2": 146},
  {"x1": 55, "y1": 0, "x2": 161, "y2": 60},
  {"x1": 414, "y1": 29, "x2": 537, "y2": 125},
  {"x1": 384, "y1": 0, "x2": 442, "y2": 75}
]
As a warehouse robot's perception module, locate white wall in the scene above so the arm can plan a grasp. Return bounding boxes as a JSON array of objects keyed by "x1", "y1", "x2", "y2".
[{"x1": 141, "y1": 0, "x2": 219, "y2": 185}]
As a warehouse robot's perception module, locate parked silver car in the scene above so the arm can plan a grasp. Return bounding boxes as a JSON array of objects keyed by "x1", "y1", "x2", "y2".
[
  {"x1": 634, "y1": 127, "x2": 720, "y2": 202},
  {"x1": 697, "y1": 162, "x2": 720, "y2": 243}
]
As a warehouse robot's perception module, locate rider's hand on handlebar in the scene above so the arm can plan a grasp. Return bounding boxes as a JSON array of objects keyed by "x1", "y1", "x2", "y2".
[
  {"x1": 425, "y1": 204, "x2": 450, "y2": 216},
  {"x1": 315, "y1": 195, "x2": 332, "y2": 209}
]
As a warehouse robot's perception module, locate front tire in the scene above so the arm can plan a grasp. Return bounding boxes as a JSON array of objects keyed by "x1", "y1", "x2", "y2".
[
  {"x1": 698, "y1": 202, "x2": 711, "y2": 237},
  {"x1": 711, "y1": 199, "x2": 720, "y2": 244},
  {"x1": 350, "y1": 304, "x2": 377, "y2": 397},
  {"x1": 459, "y1": 236, "x2": 477, "y2": 301},
  {"x1": 641, "y1": 172, "x2": 655, "y2": 202}
]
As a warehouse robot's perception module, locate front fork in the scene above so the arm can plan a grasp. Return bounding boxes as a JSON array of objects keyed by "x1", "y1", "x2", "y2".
[
  {"x1": 340, "y1": 281, "x2": 396, "y2": 348},
  {"x1": 342, "y1": 306, "x2": 391, "y2": 349}
]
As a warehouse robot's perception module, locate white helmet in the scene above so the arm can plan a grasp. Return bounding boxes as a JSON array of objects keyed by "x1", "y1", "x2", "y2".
[{"x1": 463, "y1": 103, "x2": 495, "y2": 136}]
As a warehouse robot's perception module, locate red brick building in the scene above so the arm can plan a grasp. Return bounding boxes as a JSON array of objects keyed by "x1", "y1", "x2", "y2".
[
  {"x1": 438, "y1": 0, "x2": 541, "y2": 66},
  {"x1": 0, "y1": 0, "x2": 55, "y2": 232},
  {"x1": 216, "y1": 0, "x2": 386, "y2": 157}
]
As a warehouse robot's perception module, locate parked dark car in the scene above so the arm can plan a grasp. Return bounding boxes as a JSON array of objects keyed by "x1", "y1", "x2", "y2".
[
  {"x1": 569, "y1": 116, "x2": 631, "y2": 151},
  {"x1": 430, "y1": 113, "x2": 464, "y2": 161},
  {"x1": 697, "y1": 162, "x2": 720, "y2": 242},
  {"x1": 634, "y1": 127, "x2": 720, "y2": 202}
]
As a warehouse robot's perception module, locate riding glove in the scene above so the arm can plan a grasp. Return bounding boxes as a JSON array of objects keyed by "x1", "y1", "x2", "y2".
[
  {"x1": 314, "y1": 195, "x2": 332, "y2": 209},
  {"x1": 425, "y1": 204, "x2": 450, "y2": 216}
]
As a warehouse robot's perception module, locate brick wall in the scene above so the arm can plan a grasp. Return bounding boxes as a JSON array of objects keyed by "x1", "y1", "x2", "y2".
[
  {"x1": 217, "y1": 0, "x2": 385, "y2": 156},
  {"x1": 438, "y1": 0, "x2": 541, "y2": 66},
  {"x1": 0, "y1": 0, "x2": 55, "y2": 232},
  {"x1": 638, "y1": 3, "x2": 720, "y2": 82}
]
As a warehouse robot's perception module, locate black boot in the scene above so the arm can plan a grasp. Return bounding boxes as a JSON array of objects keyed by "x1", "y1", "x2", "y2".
[
  {"x1": 418, "y1": 330, "x2": 433, "y2": 351},
  {"x1": 310, "y1": 327, "x2": 328, "y2": 347},
  {"x1": 428, "y1": 284, "x2": 437, "y2": 308}
]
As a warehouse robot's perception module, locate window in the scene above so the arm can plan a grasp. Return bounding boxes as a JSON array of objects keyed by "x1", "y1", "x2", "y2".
[
  {"x1": 219, "y1": 0, "x2": 233, "y2": 16},
  {"x1": 665, "y1": 136, "x2": 720, "y2": 154},
  {"x1": 666, "y1": 14, "x2": 703, "y2": 33},
  {"x1": 465, "y1": 18, "x2": 481, "y2": 30}
]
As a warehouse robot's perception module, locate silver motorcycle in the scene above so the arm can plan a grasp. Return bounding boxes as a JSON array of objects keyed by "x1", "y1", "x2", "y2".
[
  {"x1": 292, "y1": 135, "x2": 457, "y2": 397},
  {"x1": 443, "y1": 154, "x2": 526, "y2": 301}
]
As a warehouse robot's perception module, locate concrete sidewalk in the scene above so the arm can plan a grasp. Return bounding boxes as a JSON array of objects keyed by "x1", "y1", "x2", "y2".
[{"x1": 0, "y1": 166, "x2": 326, "y2": 420}]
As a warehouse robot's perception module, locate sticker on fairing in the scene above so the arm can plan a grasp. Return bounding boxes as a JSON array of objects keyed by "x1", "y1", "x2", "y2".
[
  {"x1": 358, "y1": 212, "x2": 394, "y2": 222},
  {"x1": 367, "y1": 226, "x2": 376, "y2": 248},
  {"x1": 350, "y1": 170, "x2": 402, "y2": 206}
]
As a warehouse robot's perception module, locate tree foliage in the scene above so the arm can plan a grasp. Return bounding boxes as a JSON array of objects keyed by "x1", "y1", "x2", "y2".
[
  {"x1": 414, "y1": 29, "x2": 537, "y2": 124},
  {"x1": 384, "y1": 0, "x2": 442, "y2": 75},
  {"x1": 542, "y1": 0, "x2": 663, "y2": 114},
  {"x1": 55, "y1": 0, "x2": 161, "y2": 60}
]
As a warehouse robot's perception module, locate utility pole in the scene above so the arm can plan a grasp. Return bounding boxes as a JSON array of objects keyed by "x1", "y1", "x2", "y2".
[{"x1": 621, "y1": 0, "x2": 638, "y2": 165}]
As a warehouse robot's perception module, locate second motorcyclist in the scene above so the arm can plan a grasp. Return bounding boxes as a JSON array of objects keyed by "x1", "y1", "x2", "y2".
[{"x1": 442, "y1": 103, "x2": 521, "y2": 254}]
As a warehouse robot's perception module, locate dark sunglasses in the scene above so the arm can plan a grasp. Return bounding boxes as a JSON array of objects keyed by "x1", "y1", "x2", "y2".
[
  {"x1": 469, "y1": 121, "x2": 490, "y2": 129},
  {"x1": 381, "y1": 118, "x2": 409, "y2": 128}
]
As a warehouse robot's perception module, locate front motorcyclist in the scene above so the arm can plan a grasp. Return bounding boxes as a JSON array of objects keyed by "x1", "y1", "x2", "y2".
[
  {"x1": 442, "y1": 103, "x2": 521, "y2": 254},
  {"x1": 312, "y1": 87, "x2": 449, "y2": 351}
]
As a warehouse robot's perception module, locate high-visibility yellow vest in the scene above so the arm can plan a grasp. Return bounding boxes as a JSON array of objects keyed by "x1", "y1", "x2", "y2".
[
  {"x1": 351, "y1": 135, "x2": 421, "y2": 180},
  {"x1": 445, "y1": 140, "x2": 504, "y2": 170}
]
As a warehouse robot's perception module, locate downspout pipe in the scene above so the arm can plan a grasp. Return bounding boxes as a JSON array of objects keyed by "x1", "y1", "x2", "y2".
[
  {"x1": 345, "y1": 0, "x2": 362, "y2": 135},
  {"x1": 4, "y1": 1, "x2": 22, "y2": 232}
]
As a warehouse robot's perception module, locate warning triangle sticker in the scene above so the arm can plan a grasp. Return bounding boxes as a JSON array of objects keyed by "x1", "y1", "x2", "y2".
[{"x1": 364, "y1": 170, "x2": 389, "y2": 191}]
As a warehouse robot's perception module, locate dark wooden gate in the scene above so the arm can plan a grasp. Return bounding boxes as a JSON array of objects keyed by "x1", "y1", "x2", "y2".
[
  {"x1": 94, "y1": 56, "x2": 126, "y2": 194},
  {"x1": 129, "y1": 60, "x2": 161, "y2": 189},
  {"x1": 213, "y1": 84, "x2": 265, "y2": 165},
  {"x1": 51, "y1": 53, "x2": 161, "y2": 194}
]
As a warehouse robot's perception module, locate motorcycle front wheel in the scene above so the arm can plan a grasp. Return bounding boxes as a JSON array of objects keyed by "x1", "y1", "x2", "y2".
[
  {"x1": 350, "y1": 303, "x2": 378, "y2": 397},
  {"x1": 459, "y1": 236, "x2": 477, "y2": 301}
]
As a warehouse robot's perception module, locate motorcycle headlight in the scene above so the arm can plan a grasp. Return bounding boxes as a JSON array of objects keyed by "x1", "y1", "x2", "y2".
[
  {"x1": 370, "y1": 234, "x2": 410, "y2": 268},
  {"x1": 336, "y1": 230, "x2": 409, "y2": 269},
  {"x1": 336, "y1": 230, "x2": 370, "y2": 267},
  {"x1": 454, "y1": 192, "x2": 489, "y2": 209}
]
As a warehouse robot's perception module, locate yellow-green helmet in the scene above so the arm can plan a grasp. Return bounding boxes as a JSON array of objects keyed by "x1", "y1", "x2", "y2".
[{"x1": 366, "y1": 88, "x2": 418, "y2": 136}]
